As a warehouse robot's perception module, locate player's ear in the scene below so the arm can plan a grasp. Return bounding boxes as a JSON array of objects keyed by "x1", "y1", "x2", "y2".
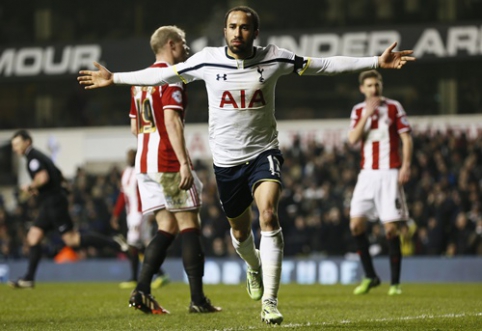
[
  {"x1": 168, "y1": 39, "x2": 176, "y2": 50},
  {"x1": 254, "y1": 29, "x2": 259, "y2": 39}
]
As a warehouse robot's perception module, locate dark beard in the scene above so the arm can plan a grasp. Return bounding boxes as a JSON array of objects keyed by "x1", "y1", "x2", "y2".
[
  {"x1": 225, "y1": 37, "x2": 253, "y2": 57},
  {"x1": 228, "y1": 44, "x2": 245, "y2": 54}
]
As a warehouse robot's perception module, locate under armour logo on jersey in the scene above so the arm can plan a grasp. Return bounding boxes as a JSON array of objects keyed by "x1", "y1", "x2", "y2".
[
  {"x1": 216, "y1": 74, "x2": 227, "y2": 81},
  {"x1": 257, "y1": 67, "x2": 264, "y2": 83}
]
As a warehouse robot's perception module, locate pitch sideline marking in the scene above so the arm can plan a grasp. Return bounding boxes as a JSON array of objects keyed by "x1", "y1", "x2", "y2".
[{"x1": 213, "y1": 312, "x2": 482, "y2": 330}]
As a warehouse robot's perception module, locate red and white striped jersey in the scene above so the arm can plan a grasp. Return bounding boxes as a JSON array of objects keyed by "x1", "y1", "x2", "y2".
[
  {"x1": 129, "y1": 61, "x2": 187, "y2": 173},
  {"x1": 113, "y1": 166, "x2": 142, "y2": 217},
  {"x1": 350, "y1": 98, "x2": 411, "y2": 170}
]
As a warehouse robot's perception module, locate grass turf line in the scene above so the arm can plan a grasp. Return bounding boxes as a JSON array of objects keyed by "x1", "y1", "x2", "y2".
[{"x1": 0, "y1": 283, "x2": 481, "y2": 330}]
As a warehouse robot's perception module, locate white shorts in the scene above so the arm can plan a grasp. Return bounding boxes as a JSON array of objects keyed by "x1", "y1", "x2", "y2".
[
  {"x1": 126, "y1": 212, "x2": 153, "y2": 246},
  {"x1": 136, "y1": 171, "x2": 202, "y2": 214},
  {"x1": 350, "y1": 169, "x2": 408, "y2": 223}
]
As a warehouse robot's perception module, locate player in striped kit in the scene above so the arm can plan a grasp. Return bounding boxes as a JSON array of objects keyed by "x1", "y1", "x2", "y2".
[
  {"x1": 78, "y1": 6, "x2": 415, "y2": 324},
  {"x1": 126, "y1": 25, "x2": 220, "y2": 315},
  {"x1": 348, "y1": 70, "x2": 412, "y2": 296},
  {"x1": 111, "y1": 148, "x2": 169, "y2": 289}
]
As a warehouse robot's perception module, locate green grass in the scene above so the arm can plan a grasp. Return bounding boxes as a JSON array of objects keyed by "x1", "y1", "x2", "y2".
[{"x1": 1, "y1": 282, "x2": 481, "y2": 330}]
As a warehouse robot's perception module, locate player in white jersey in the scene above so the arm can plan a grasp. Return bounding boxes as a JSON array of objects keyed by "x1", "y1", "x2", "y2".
[
  {"x1": 348, "y1": 70, "x2": 412, "y2": 296},
  {"x1": 78, "y1": 6, "x2": 415, "y2": 324}
]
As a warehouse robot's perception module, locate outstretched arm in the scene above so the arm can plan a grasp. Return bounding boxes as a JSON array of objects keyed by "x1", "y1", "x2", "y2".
[
  {"x1": 77, "y1": 62, "x2": 114, "y2": 89},
  {"x1": 378, "y1": 42, "x2": 415, "y2": 69},
  {"x1": 301, "y1": 41, "x2": 415, "y2": 76},
  {"x1": 78, "y1": 62, "x2": 184, "y2": 89}
]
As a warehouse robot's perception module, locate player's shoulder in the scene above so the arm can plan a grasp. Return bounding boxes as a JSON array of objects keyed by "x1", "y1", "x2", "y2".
[
  {"x1": 27, "y1": 148, "x2": 50, "y2": 171},
  {"x1": 383, "y1": 97, "x2": 401, "y2": 106},
  {"x1": 29, "y1": 147, "x2": 48, "y2": 161},
  {"x1": 383, "y1": 98, "x2": 406, "y2": 112},
  {"x1": 259, "y1": 44, "x2": 295, "y2": 59},
  {"x1": 352, "y1": 101, "x2": 365, "y2": 112}
]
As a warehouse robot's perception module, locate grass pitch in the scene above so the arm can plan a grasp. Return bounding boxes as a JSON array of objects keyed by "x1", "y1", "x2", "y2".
[{"x1": 1, "y1": 282, "x2": 481, "y2": 330}]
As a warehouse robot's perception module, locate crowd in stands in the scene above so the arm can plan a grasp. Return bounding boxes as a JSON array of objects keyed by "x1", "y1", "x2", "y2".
[{"x1": 1, "y1": 130, "x2": 482, "y2": 262}]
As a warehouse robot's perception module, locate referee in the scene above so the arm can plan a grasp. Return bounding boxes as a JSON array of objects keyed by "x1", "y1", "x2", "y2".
[{"x1": 8, "y1": 129, "x2": 128, "y2": 288}]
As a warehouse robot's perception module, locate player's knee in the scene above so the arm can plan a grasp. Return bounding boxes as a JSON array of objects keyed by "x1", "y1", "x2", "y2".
[
  {"x1": 62, "y1": 232, "x2": 80, "y2": 248},
  {"x1": 259, "y1": 208, "x2": 278, "y2": 229},
  {"x1": 350, "y1": 227, "x2": 362, "y2": 236},
  {"x1": 231, "y1": 228, "x2": 250, "y2": 242},
  {"x1": 385, "y1": 229, "x2": 399, "y2": 240},
  {"x1": 384, "y1": 225, "x2": 399, "y2": 239},
  {"x1": 26, "y1": 236, "x2": 39, "y2": 246},
  {"x1": 63, "y1": 238, "x2": 77, "y2": 247}
]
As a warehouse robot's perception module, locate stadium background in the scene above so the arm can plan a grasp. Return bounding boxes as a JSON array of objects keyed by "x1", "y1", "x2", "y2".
[{"x1": 0, "y1": 0, "x2": 482, "y2": 283}]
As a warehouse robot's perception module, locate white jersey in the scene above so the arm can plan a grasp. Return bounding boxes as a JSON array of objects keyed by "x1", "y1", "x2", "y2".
[{"x1": 115, "y1": 45, "x2": 378, "y2": 167}]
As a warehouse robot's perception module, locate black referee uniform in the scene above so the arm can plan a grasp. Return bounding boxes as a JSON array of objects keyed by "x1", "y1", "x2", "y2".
[{"x1": 24, "y1": 146, "x2": 74, "y2": 234}]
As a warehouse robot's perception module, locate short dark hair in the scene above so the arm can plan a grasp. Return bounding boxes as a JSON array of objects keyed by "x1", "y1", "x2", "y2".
[
  {"x1": 359, "y1": 70, "x2": 382, "y2": 85},
  {"x1": 12, "y1": 129, "x2": 32, "y2": 142},
  {"x1": 224, "y1": 6, "x2": 260, "y2": 30}
]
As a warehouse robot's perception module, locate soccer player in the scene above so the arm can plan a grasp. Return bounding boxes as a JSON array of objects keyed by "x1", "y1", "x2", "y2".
[
  {"x1": 78, "y1": 6, "x2": 415, "y2": 324},
  {"x1": 110, "y1": 148, "x2": 169, "y2": 289},
  {"x1": 8, "y1": 129, "x2": 129, "y2": 289},
  {"x1": 347, "y1": 70, "x2": 412, "y2": 296},
  {"x1": 126, "y1": 25, "x2": 220, "y2": 314}
]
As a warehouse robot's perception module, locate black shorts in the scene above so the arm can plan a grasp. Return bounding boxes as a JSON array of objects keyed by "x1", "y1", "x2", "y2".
[
  {"x1": 34, "y1": 193, "x2": 74, "y2": 234},
  {"x1": 214, "y1": 149, "x2": 284, "y2": 218}
]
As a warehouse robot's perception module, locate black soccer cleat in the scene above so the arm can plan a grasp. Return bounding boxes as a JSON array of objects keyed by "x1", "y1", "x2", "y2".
[
  {"x1": 128, "y1": 290, "x2": 169, "y2": 314},
  {"x1": 189, "y1": 297, "x2": 222, "y2": 313}
]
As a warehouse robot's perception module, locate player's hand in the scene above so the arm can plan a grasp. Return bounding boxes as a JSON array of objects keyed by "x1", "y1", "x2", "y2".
[
  {"x1": 364, "y1": 97, "x2": 380, "y2": 117},
  {"x1": 110, "y1": 216, "x2": 119, "y2": 231},
  {"x1": 77, "y1": 62, "x2": 114, "y2": 89},
  {"x1": 21, "y1": 184, "x2": 38, "y2": 196},
  {"x1": 398, "y1": 164, "x2": 411, "y2": 185},
  {"x1": 179, "y1": 163, "x2": 194, "y2": 190},
  {"x1": 378, "y1": 42, "x2": 416, "y2": 69}
]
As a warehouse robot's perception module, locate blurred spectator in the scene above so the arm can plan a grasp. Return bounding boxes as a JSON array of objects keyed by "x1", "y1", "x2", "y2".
[
  {"x1": 3, "y1": 130, "x2": 482, "y2": 260},
  {"x1": 448, "y1": 212, "x2": 478, "y2": 255}
]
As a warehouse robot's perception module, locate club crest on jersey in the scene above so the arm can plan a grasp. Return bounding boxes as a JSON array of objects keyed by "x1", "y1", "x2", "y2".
[
  {"x1": 216, "y1": 73, "x2": 227, "y2": 81},
  {"x1": 257, "y1": 67, "x2": 265, "y2": 83},
  {"x1": 172, "y1": 90, "x2": 183, "y2": 104},
  {"x1": 219, "y1": 89, "x2": 266, "y2": 109}
]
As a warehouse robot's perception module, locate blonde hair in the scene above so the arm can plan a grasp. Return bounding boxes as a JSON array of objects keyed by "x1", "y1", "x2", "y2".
[{"x1": 150, "y1": 25, "x2": 185, "y2": 55}]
